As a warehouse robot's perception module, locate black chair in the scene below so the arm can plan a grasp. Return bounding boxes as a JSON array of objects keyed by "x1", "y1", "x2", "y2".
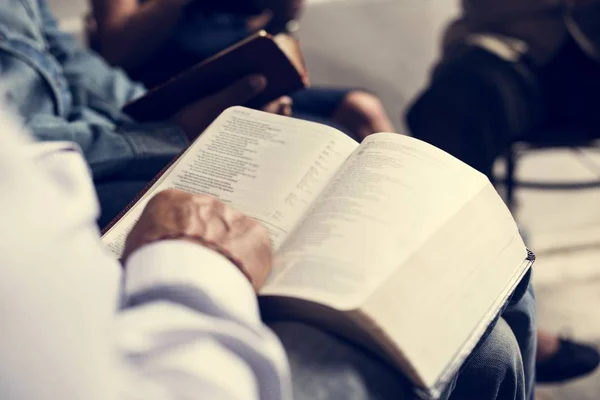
[{"x1": 495, "y1": 132, "x2": 600, "y2": 210}]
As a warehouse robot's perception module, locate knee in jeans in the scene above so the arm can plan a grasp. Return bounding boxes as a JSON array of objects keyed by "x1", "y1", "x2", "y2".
[
  {"x1": 469, "y1": 318, "x2": 524, "y2": 384},
  {"x1": 339, "y1": 91, "x2": 386, "y2": 121},
  {"x1": 333, "y1": 91, "x2": 392, "y2": 138}
]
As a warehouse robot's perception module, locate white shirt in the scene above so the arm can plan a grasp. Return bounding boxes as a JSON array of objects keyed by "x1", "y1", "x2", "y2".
[{"x1": 0, "y1": 109, "x2": 292, "y2": 400}]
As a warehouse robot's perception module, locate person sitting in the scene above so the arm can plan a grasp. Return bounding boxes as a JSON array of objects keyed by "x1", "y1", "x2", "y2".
[
  {"x1": 406, "y1": 0, "x2": 600, "y2": 178},
  {"x1": 0, "y1": 1, "x2": 537, "y2": 397},
  {"x1": 0, "y1": 0, "x2": 299, "y2": 226},
  {"x1": 88, "y1": 0, "x2": 395, "y2": 140},
  {"x1": 0, "y1": 102, "x2": 535, "y2": 400},
  {"x1": 405, "y1": 0, "x2": 600, "y2": 383}
]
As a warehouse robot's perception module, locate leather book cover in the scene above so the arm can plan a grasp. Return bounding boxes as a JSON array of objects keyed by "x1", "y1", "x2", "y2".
[{"x1": 123, "y1": 31, "x2": 308, "y2": 122}]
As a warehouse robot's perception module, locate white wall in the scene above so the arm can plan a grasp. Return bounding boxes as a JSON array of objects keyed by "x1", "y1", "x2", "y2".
[{"x1": 298, "y1": 0, "x2": 459, "y2": 129}]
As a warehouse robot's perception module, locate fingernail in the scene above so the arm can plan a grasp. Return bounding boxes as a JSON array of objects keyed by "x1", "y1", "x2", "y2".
[{"x1": 249, "y1": 75, "x2": 267, "y2": 92}]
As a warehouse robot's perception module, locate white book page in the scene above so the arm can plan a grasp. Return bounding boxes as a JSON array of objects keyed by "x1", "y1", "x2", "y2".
[
  {"x1": 102, "y1": 107, "x2": 358, "y2": 257},
  {"x1": 361, "y1": 185, "x2": 527, "y2": 390},
  {"x1": 261, "y1": 133, "x2": 489, "y2": 309}
]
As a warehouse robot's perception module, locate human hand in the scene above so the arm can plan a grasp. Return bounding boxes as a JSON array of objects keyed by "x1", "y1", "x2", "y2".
[
  {"x1": 263, "y1": 96, "x2": 293, "y2": 116},
  {"x1": 123, "y1": 189, "x2": 273, "y2": 291},
  {"x1": 173, "y1": 75, "x2": 267, "y2": 141}
]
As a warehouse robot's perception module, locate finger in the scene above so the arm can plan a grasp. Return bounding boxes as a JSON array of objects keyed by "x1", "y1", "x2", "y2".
[
  {"x1": 262, "y1": 97, "x2": 283, "y2": 114},
  {"x1": 241, "y1": 225, "x2": 273, "y2": 290},
  {"x1": 194, "y1": 198, "x2": 228, "y2": 242},
  {"x1": 279, "y1": 96, "x2": 293, "y2": 106},
  {"x1": 225, "y1": 219, "x2": 273, "y2": 289},
  {"x1": 263, "y1": 96, "x2": 293, "y2": 115},
  {"x1": 279, "y1": 96, "x2": 293, "y2": 116},
  {"x1": 223, "y1": 205, "x2": 247, "y2": 227}
]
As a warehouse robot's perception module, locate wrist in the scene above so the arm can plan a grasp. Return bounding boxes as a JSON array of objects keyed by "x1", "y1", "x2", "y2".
[
  {"x1": 124, "y1": 241, "x2": 262, "y2": 324},
  {"x1": 142, "y1": 233, "x2": 253, "y2": 284}
]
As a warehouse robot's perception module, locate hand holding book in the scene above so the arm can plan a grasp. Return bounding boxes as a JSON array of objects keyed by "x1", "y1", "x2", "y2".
[
  {"x1": 124, "y1": 189, "x2": 274, "y2": 291},
  {"x1": 173, "y1": 74, "x2": 293, "y2": 140},
  {"x1": 173, "y1": 75, "x2": 268, "y2": 140},
  {"x1": 123, "y1": 31, "x2": 308, "y2": 122}
]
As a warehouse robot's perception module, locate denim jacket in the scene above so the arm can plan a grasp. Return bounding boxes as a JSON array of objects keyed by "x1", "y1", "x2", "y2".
[{"x1": 0, "y1": 0, "x2": 188, "y2": 181}]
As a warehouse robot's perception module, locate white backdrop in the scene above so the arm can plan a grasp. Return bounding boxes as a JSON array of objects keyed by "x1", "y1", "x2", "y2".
[{"x1": 298, "y1": 0, "x2": 459, "y2": 130}]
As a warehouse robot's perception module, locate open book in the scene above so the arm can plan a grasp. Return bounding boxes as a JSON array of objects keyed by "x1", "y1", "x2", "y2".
[
  {"x1": 102, "y1": 107, "x2": 533, "y2": 399},
  {"x1": 123, "y1": 31, "x2": 308, "y2": 122}
]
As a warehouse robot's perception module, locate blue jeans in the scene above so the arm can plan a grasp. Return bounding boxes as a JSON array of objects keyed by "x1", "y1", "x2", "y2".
[{"x1": 270, "y1": 283, "x2": 536, "y2": 400}]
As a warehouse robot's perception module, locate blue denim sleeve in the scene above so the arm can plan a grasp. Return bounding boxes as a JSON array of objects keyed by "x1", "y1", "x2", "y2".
[
  {"x1": 37, "y1": 0, "x2": 145, "y2": 108},
  {"x1": 26, "y1": 113, "x2": 188, "y2": 181},
  {"x1": 15, "y1": 0, "x2": 189, "y2": 180}
]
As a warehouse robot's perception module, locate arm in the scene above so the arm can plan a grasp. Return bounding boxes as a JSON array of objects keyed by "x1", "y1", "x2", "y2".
[
  {"x1": 39, "y1": 0, "x2": 146, "y2": 107},
  {"x1": 0, "y1": 8, "x2": 184, "y2": 181},
  {"x1": 120, "y1": 241, "x2": 291, "y2": 400},
  {"x1": 15, "y1": 74, "x2": 265, "y2": 181},
  {"x1": 91, "y1": 0, "x2": 188, "y2": 69},
  {"x1": 20, "y1": 0, "x2": 267, "y2": 180},
  {"x1": 0, "y1": 115, "x2": 291, "y2": 400},
  {"x1": 26, "y1": 113, "x2": 188, "y2": 181},
  {"x1": 0, "y1": 1, "x2": 267, "y2": 181}
]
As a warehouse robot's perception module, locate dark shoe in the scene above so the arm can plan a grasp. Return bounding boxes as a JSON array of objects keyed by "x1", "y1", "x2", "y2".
[{"x1": 536, "y1": 339, "x2": 600, "y2": 383}]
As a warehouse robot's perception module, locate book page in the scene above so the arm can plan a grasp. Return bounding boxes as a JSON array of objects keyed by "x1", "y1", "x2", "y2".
[
  {"x1": 261, "y1": 133, "x2": 489, "y2": 309},
  {"x1": 357, "y1": 184, "x2": 527, "y2": 390},
  {"x1": 102, "y1": 107, "x2": 358, "y2": 257}
]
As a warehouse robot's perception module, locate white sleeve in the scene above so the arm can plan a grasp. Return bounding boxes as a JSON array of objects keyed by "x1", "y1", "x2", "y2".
[
  {"x1": 0, "y1": 111, "x2": 291, "y2": 400},
  {"x1": 119, "y1": 241, "x2": 292, "y2": 400}
]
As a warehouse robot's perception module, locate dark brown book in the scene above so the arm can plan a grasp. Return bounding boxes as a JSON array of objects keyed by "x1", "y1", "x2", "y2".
[{"x1": 123, "y1": 31, "x2": 308, "y2": 122}]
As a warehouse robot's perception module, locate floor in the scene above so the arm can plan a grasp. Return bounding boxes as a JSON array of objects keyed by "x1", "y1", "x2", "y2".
[{"x1": 48, "y1": 0, "x2": 600, "y2": 398}]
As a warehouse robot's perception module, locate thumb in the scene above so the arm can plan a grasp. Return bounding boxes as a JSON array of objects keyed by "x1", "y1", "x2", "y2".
[{"x1": 211, "y1": 75, "x2": 268, "y2": 110}]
